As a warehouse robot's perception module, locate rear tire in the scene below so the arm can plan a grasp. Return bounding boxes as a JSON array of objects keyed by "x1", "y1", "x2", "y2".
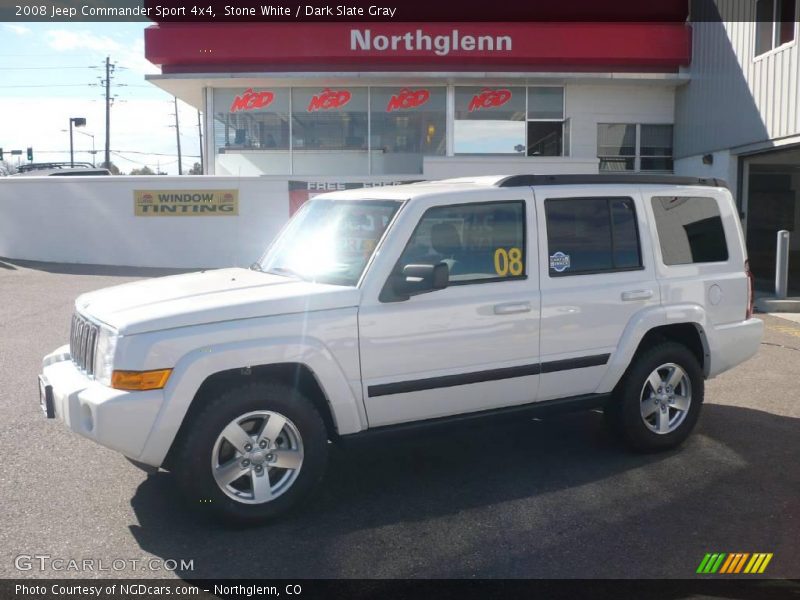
[
  {"x1": 173, "y1": 381, "x2": 328, "y2": 524},
  {"x1": 604, "y1": 342, "x2": 704, "y2": 452}
]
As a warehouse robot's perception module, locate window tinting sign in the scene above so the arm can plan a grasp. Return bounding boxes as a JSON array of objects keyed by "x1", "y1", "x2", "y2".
[
  {"x1": 229, "y1": 89, "x2": 275, "y2": 113},
  {"x1": 468, "y1": 88, "x2": 512, "y2": 112},
  {"x1": 550, "y1": 251, "x2": 571, "y2": 272},
  {"x1": 134, "y1": 190, "x2": 239, "y2": 216},
  {"x1": 386, "y1": 88, "x2": 431, "y2": 112},
  {"x1": 307, "y1": 88, "x2": 352, "y2": 112}
]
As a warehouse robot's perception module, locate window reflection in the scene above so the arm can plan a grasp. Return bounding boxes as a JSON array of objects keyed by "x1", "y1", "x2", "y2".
[{"x1": 454, "y1": 86, "x2": 526, "y2": 155}]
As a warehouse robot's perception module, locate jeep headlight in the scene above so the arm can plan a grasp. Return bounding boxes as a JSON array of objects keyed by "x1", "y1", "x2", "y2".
[{"x1": 93, "y1": 327, "x2": 118, "y2": 386}]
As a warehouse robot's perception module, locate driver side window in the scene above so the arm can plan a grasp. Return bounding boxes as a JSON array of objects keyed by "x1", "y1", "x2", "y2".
[{"x1": 397, "y1": 201, "x2": 527, "y2": 284}]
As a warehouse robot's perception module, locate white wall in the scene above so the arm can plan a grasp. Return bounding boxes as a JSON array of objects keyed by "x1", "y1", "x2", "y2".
[
  {"x1": 674, "y1": 150, "x2": 738, "y2": 187},
  {"x1": 0, "y1": 176, "x2": 289, "y2": 269},
  {"x1": 423, "y1": 156, "x2": 598, "y2": 179},
  {"x1": 566, "y1": 83, "x2": 676, "y2": 160},
  {"x1": 676, "y1": 8, "x2": 800, "y2": 158}
]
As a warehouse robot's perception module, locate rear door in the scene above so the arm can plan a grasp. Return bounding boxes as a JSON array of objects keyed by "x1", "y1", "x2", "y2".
[{"x1": 534, "y1": 185, "x2": 660, "y2": 400}]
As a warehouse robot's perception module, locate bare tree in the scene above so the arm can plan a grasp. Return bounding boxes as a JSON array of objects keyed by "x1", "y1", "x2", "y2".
[{"x1": 0, "y1": 160, "x2": 17, "y2": 176}]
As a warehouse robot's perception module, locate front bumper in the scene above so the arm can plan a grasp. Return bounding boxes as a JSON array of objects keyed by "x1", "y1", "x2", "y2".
[{"x1": 40, "y1": 345, "x2": 165, "y2": 463}]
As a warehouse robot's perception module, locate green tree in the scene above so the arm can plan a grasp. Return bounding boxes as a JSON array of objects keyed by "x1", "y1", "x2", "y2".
[
  {"x1": 188, "y1": 162, "x2": 203, "y2": 175},
  {"x1": 100, "y1": 161, "x2": 121, "y2": 175},
  {"x1": 129, "y1": 166, "x2": 155, "y2": 176}
]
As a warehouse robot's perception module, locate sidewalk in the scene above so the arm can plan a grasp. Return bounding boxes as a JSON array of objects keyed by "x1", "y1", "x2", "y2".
[{"x1": 755, "y1": 291, "x2": 800, "y2": 314}]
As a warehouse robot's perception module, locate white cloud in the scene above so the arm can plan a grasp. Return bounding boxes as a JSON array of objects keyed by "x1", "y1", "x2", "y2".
[
  {"x1": 44, "y1": 29, "x2": 158, "y2": 76},
  {"x1": 45, "y1": 29, "x2": 121, "y2": 53},
  {"x1": 119, "y1": 38, "x2": 160, "y2": 76},
  {"x1": 3, "y1": 24, "x2": 32, "y2": 35}
]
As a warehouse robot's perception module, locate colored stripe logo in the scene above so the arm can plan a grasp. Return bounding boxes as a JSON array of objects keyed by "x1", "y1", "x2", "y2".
[{"x1": 697, "y1": 553, "x2": 773, "y2": 574}]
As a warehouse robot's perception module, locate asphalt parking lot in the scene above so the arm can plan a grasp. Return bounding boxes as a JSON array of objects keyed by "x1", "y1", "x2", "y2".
[{"x1": 0, "y1": 257, "x2": 798, "y2": 580}]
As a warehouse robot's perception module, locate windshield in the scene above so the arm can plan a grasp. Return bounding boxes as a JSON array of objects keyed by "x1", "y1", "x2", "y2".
[{"x1": 259, "y1": 199, "x2": 402, "y2": 286}]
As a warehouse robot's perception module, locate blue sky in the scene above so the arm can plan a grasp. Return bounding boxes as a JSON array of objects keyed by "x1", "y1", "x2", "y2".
[{"x1": 0, "y1": 22, "x2": 201, "y2": 174}]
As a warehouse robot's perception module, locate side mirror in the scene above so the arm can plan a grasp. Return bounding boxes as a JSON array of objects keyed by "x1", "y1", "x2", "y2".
[{"x1": 392, "y1": 262, "x2": 449, "y2": 299}]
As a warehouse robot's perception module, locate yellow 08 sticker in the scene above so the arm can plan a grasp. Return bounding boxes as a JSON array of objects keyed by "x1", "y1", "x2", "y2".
[{"x1": 494, "y1": 247, "x2": 524, "y2": 276}]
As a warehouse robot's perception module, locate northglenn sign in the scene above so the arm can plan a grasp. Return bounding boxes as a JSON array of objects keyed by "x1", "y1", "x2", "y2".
[{"x1": 350, "y1": 29, "x2": 512, "y2": 56}]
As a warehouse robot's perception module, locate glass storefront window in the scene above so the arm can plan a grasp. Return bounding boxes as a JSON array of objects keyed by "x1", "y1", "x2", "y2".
[
  {"x1": 598, "y1": 123, "x2": 673, "y2": 172},
  {"x1": 211, "y1": 84, "x2": 569, "y2": 175},
  {"x1": 291, "y1": 87, "x2": 368, "y2": 150},
  {"x1": 527, "y1": 87, "x2": 565, "y2": 157},
  {"x1": 370, "y1": 87, "x2": 446, "y2": 174},
  {"x1": 213, "y1": 88, "x2": 290, "y2": 174},
  {"x1": 528, "y1": 87, "x2": 564, "y2": 120},
  {"x1": 291, "y1": 87, "x2": 368, "y2": 175},
  {"x1": 454, "y1": 86, "x2": 526, "y2": 155}
]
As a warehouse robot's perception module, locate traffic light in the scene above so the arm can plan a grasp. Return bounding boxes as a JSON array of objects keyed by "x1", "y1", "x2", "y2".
[{"x1": 27, "y1": 147, "x2": 33, "y2": 162}]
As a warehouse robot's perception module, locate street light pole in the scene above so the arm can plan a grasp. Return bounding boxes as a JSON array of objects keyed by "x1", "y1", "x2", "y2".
[
  {"x1": 69, "y1": 121, "x2": 74, "y2": 167},
  {"x1": 61, "y1": 129, "x2": 95, "y2": 166},
  {"x1": 68, "y1": 117, "x2": 87, "y2": 168}
]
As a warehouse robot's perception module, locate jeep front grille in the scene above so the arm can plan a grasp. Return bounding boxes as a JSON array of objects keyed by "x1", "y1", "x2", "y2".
[{"x1": 70, "y1": 313, "x2": 99, "y2": 376}]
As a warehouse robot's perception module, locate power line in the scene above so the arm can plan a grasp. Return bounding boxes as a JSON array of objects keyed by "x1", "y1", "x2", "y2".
[
  {"x1": 30, "y1": 150, "x2": 201, "y2": 158},
  {"x1": 0, "y1": 66, "x2": 99, "y2": 70},
  {"x1": 0, "y1": 84, "x2": 96, "y2": 88}
]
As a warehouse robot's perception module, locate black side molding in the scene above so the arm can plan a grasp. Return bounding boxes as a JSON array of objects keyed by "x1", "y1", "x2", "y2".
[{"x1": 367, "y1": 354, "x2": 610, "y2": 398}]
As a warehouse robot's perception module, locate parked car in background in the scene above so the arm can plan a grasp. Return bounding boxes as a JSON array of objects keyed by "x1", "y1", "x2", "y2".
[{"x1": 12, "y1": 162, "x2": 111, "y2": 176}]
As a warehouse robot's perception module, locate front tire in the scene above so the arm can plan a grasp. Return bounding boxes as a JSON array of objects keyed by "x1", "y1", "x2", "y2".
[
  {"x1": 173, "y1": 381, "x2": 328, "y2": 524},
  {"x1": 604, "y1": 342, "x2": 704, "y2": 452}
]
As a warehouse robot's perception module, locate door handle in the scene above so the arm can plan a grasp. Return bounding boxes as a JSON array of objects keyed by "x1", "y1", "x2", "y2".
[
  {"x1": 621, "y1": 289, "x2": 654, "y2": 301},
  {"x1": 493, "y1": 301, "x2": 532, "y2": 315}
]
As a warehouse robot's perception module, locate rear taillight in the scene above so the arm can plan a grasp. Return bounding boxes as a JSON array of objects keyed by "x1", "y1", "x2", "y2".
[{"x1": 745, "y1": 259, "x2": 754, "y2": 319}]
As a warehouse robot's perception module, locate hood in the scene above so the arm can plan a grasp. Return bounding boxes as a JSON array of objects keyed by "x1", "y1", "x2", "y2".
[{"x1": 76, "y1": 268, "x2": 360, "y2": 335}]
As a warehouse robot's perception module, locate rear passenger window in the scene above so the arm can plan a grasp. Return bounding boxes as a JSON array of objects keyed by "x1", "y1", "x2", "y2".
[
  {"x1": 545, "y1": 197, "x2": 643, "y2": 276},
  {"x1": 651, "y1": 196, "x2": 728, "y2": 265}
]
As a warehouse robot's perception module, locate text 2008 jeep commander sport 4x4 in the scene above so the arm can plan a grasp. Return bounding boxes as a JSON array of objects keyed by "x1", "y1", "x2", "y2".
[{"x1": 39, "y1": 174, "x2": 763, "y2": 523}]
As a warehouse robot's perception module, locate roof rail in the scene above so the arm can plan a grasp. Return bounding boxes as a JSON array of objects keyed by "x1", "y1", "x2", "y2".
[
  {"x1": 17, "y1": 162, "x2": 95, "y2": 173},
  {"x1": 496, "y1": 174, "x2": 729, "y2": 189}
]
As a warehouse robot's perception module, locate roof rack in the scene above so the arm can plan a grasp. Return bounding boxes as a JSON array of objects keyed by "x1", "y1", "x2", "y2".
[
  {"x1": 496, "y1": 174, "x2": 729, "y2": 188},
  {"x1": 16, "y1": 162, "x2": 95, "y2": 173}
]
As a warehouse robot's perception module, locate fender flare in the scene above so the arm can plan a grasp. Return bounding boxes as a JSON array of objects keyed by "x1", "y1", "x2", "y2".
[
  {"x1": 595, "y1": 303, "x2": 710, "y2": 394},
  {"x1": 137, "y1": 336, "x2": 365, "y2": 466}
]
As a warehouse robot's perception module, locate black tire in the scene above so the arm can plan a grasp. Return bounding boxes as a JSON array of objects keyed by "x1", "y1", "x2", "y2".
[
  {"x1": 173, "y1": 381, "x2": 329, "y2": 524},
  {"x1": 604, "y1": 342, "x2": 704, "y2": 453}
]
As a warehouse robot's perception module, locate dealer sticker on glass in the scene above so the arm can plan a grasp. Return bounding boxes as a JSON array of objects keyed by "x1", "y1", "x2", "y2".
[{"x1": 549, "y1": 251, "x2": 571, "y2": 273}]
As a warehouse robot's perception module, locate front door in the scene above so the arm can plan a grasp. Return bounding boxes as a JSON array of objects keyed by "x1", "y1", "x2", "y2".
[{"x1": 358, "y1": 192, "x2": 541, "y2": 428}]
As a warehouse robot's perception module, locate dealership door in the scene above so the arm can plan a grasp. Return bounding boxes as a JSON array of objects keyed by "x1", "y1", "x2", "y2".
[{"x1": 744, "y1": 147, "x2": 800, "y2": 294}]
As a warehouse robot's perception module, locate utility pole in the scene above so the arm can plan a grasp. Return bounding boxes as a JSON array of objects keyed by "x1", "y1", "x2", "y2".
[
  {"x1": 102, "y1": 56, "x2": 114, "y2": 169},
  {"x1": 197, "y1": 110, "x2": 204, "y2": 173},
  {"x1": 174, "y1": 97, "x2": 183, "y2": 175}
]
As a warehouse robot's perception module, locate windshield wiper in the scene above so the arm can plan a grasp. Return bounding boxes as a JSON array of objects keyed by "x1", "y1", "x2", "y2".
[{"x1": 249, "y1": 262, "x2": 264, "y2": 272}]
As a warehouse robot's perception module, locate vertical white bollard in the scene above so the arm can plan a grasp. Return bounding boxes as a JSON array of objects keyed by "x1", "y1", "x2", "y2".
[{"x1": 775, "y1": 230, "x2": 790, "y2": 299}]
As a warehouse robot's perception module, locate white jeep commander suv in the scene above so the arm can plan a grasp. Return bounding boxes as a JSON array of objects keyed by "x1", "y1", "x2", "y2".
[{"x1": 39, "y1": 175, "x2": 763, "y2": 523}]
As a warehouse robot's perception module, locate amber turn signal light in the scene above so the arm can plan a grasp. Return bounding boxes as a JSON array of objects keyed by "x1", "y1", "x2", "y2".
[{"x1": 111, "y1": 369, "x2": 172, "y2": 391}]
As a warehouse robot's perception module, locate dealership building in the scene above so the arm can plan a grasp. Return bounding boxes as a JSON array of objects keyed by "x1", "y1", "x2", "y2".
[
  {"x1": 143, "y1": 19, "x2": 688, "y2": 180},
  {"x1": 141, "y1": 0, "x2": 800, "y2": 292}
]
